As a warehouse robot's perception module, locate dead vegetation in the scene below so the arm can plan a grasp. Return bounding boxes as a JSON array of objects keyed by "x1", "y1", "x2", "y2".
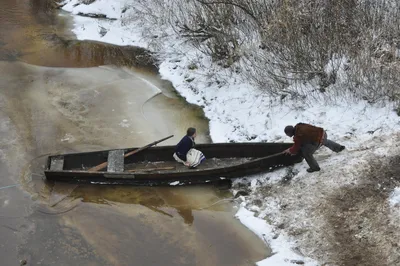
[{"x1": 123, "y1": 0, "x2": 400, "y2": 105}]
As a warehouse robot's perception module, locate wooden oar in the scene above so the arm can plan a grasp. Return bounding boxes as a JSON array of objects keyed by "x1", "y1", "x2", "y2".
[{"x1": 88, "y1": 135, "x2": 174, "y2": 172}]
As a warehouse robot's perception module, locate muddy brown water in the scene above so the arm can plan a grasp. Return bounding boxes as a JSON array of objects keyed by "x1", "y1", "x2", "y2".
[{"x1": 0, "y1": 0, "x2": 269, "y2": 265}]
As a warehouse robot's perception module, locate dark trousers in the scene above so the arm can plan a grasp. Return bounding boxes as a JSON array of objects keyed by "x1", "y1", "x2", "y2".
[{"x1": 301, "y1": 132, "x2": 343, "y2": 169}]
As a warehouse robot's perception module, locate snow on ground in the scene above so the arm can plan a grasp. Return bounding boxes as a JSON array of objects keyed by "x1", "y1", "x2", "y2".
[
  {"x1": 389, "y1": 187, "x2": 400, "y2": 222},
  {"x1": 63, "y1": 0, "x2": 126, "y2": 19},
  {"x1": 390, "y1": 187, "x2": 400, "y2": 207},
  {"x1": 232, "y1": 133, "x2": 400, "y2": 265},
  {"x1": 236, "y1": 206, "x2": 319, "y2": 266},
  {"x1": 61, "y1": 1, "x2": 400, "y2": 265}
]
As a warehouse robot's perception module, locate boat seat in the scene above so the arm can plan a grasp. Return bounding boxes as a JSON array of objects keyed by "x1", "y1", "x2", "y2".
[
  {"x1": 50, "y1": 156, "x2": 64, "y2": 171},
  {"x1": 107, "y1": 150, "x2": 125, "y2": 172}
]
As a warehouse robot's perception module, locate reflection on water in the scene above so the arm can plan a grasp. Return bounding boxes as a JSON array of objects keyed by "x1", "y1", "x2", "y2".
[
  {"x1": 71, "y1": 185, "x2": 230, "y2": 225},
  {"x1": 50, "y1": 184, "x2": 267, "y2": 266},
  {"x1": 26, "y1": 176, "x2": 268, "y2": 265},
  {"x1": 0, "y1": 0, "x2": 269, "y2": 265}
]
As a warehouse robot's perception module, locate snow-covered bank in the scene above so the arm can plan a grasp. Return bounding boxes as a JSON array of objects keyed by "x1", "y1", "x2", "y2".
[
  {"x1": 60, "y1": 1, "x2": 400, "y2": 265},
  {"x1": 389, "y1": 187, "x2": 400, "y2": 222},
  {"x1": 236, "y1": 207, "x2": 318, "y2": 266},
  {"x1": 61, "y1": 0, "x2": 400, "y2": 143},
  {"x1": 233, "y1": 134, "x2": 400, "y2": 265},
  {"x1": 390, "y1": 187, "x2": 400, "y2": 207},
  {"x1": 62, "y1": 2, "x2": 400, "y2": 143}
]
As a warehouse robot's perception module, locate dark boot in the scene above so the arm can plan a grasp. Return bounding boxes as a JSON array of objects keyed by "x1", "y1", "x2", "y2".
[
  {"x1": 322, "y1": 132, "x2": 345, "y2": 153},
  {"x1": 307, "y1": 167, "x2": 321, "y2": 173}
]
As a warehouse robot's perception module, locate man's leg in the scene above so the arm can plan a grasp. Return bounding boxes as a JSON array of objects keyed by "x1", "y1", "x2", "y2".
[
  {"x1": 300, "y1": 143, "x2": 320, "y2": 172},
  {"x1": 322, "y1": 132, "x2": 345, "y2": 152}
]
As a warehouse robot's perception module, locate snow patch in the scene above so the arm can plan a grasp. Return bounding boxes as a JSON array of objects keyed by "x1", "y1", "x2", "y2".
[
  {"x1": 119, "y1": 119, "x2": 130, "y2": 128},
  {"x1": 61, "y1": 133, "x2": 76, "y2": 143},
  {"x1": 236, "y1": 207, "x2": 318, "y2": 266},
  {"x1": 389, "y1": 187, "x2": 400, "y2": 226},
  {"x1": 389, "y1": 187, "x2": 400, "y2": 207},
  {"x1": 3, "y1": 199, "x2": 9, "y2": 207},
  {"x1": 63, "y1": 0, "x2": 126, "y2": 19}
]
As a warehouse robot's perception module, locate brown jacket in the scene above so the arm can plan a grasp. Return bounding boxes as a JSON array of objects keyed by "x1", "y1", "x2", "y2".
[
  {"x1": 289, "y1": 123, "x2": 324, "y2": 154},
  {"x1": 295, "y1": 123, "x2": 324, "y2": 143}
]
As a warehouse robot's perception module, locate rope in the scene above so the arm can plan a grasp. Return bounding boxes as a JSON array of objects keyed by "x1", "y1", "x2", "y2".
[
  {"x1": 36, "y1": 203, "x2": 80, "y2": 215},
  {"x1": 198, "y1": 198, "x2": 237, "y2": 210},
  {"x1": 19, "y1": 152, "x2": 53, "y2": 185},
  {"x1": 157, "y1": 197, "x2": 237, "y2": 210},
  {"x1": 0, "y1": 184, "x2": 19, "y2": 190}
]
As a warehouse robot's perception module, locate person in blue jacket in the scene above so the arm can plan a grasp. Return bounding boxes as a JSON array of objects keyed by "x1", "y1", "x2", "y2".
[{"x1": 173, "y1": 127, "x2": 205, "y2": 168}]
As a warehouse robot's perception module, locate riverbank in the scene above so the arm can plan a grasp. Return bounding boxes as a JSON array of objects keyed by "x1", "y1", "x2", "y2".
[{"x1": 60, "y1": 0, "x2": 400, "y2": 265}]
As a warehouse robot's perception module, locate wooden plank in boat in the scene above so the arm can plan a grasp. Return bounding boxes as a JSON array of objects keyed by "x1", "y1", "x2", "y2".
[{"x1": 107, "y1": 150, "x2": 124, "y2": 172}]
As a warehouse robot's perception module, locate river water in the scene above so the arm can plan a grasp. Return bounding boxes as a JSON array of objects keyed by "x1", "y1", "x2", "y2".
[{"x1": 0, "y1": 0, "x2": 269, "y2": 265}]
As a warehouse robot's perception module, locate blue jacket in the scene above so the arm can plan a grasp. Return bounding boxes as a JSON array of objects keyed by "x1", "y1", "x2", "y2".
[{"x1": 175, "y1": 135, "x2": 195, "y2": 161}]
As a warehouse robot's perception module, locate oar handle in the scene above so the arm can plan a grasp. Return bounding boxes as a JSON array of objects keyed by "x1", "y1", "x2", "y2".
[{"x1": 124, "y1": 134, "x2": 174, "y2": 158}]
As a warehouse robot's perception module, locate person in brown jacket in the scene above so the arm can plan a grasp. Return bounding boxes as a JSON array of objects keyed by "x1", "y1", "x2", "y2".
[{"x1": 283, "y1": 123, "x2": 345, "y2": 172}]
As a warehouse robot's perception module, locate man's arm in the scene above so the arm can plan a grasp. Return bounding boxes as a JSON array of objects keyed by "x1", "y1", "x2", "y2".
[
  {"x1": 284, "y1": 136, "x2": 301, "y2": 155},
  {"x1": 289, "y1": 136, "x2": 301, "y2": 154}
]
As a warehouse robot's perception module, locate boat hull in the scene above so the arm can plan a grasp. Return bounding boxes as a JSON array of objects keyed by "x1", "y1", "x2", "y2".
[{"x1": 44, "y1": 143, "x2": 303, "y2": 186}]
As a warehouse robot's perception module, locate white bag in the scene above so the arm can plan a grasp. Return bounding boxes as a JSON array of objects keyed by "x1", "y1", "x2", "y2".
[
  {"x1": 186, "y1": 148, "x2": 205, "y2": 167},
  {"x1": 173, "y1": 149, "x2": 205, "y2": 168}
]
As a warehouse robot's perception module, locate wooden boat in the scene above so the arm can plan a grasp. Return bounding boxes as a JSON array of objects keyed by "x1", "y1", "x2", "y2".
[{"x1": 44, "y1": 142, "x2": 303, "y2": 186}]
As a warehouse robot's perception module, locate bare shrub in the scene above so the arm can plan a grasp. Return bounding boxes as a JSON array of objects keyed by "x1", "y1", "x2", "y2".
[
  {"x1": 122, "y1": 0, "x2": 400, "y2": 104},
  {"x1": 169, "y1": 0, "x2": 248, "y2": 65},
  {"x1": 121, "y1": 0, "x2": 172, "y2": 51}
]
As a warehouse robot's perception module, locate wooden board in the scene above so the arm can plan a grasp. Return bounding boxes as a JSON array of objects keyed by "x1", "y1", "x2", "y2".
[{"x1": 107, "y1": 150, "x2": 124, "y2": 172}]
